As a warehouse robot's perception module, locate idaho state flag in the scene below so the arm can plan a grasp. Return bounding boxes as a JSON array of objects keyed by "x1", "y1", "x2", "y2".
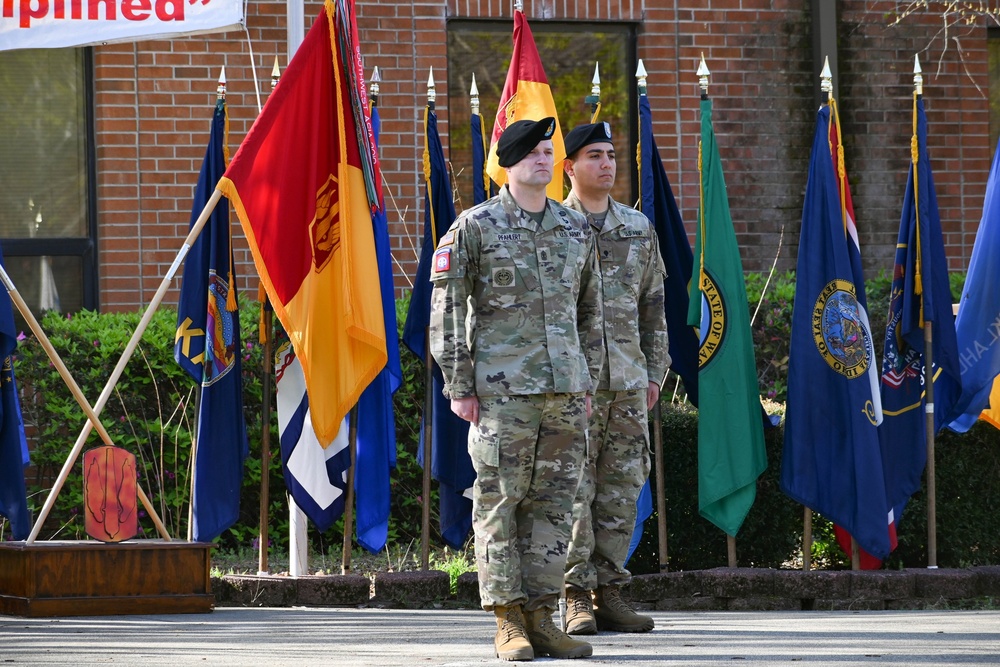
[
  {"x1": 878, "y1": 94, "x2": 961, "y2": 532},
  {"x1": 686, "y1": 96, "x2": 766, "y2": 536},
  {"x1": 485, "y1": 9, "x2": 565, "y2": 200},
  {"x1": 218, "y1": 0, "x2": 386, "y2": 448},
  {"x1": 782, "y1": 103, "x2": 892, "y2": 561}
]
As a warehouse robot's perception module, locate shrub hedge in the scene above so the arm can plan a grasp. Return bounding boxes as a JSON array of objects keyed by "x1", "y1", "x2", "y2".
[{"x1": 4, "y1": 273, "x2": 999, "y2": 570}]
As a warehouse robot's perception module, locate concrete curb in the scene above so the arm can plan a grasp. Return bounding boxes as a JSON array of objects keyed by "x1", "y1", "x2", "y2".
[{"x1": 215, "y1": 565, "x2": 1000, "y2": 610}]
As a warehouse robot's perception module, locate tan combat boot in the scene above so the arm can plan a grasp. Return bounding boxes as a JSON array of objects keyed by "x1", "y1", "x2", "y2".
[
  {"x1": 564, "y1": 586, "x2": 597, "y2": 635},
  {"x1": 493, "y1": 605, "x2": 534, "y2": 661},
  {"x1": 524, "y1": 607, "x2": 593, "y2": 659},
  {"x1": 593, "y1": 585, "x2": 654, "y2": 633}
]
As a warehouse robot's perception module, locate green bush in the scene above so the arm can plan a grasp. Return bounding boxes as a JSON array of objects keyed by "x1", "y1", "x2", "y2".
[{"x1": 5, "y1": 272, "x2": 998, "y2": 571}]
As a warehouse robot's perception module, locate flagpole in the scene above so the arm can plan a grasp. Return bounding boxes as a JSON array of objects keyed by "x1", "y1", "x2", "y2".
[
  {"x1": 341, "y1": 406, "x2": 359, "y2": 574},
  {"x1": 913, "y1": 56, "x2": 939, "y2": 570},
  {"x1": 26, "y1": 188, "x2": 222, "y2": 543},
  {"x1": 586, "y1": 62, "x2": 601, "y2": 124},
  {"x1": 419, "y1": 68, "x2": 437, "y2": 571},
  {"x1": 257, "y1": 59, "x2": 281, "y2": 576},
  {"x1": 637, "y1": 60, "x2": 670, "y2": 572},
  {"x1": 0, "y1": 264, "x2": 171, "y2": 542}
]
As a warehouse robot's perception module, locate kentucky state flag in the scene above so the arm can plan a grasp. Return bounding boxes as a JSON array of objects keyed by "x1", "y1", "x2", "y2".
[
  {"x1": 781, "y1": 103, "x2": 891, "y2": 560},
  {"x1": 174, "y1": 99, "x2": 249, "y2": 542},
  {"x1": 878, "y1": 94, "x2": 961, "y2": 530}
]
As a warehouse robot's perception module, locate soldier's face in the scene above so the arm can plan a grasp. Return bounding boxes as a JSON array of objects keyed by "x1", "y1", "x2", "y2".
[
  {"x1": 507, "y1": 140, "x2": 554, "y2": 188},
  {"x1": 564, "y1": 143, "x2": 616, "y2": 197}
]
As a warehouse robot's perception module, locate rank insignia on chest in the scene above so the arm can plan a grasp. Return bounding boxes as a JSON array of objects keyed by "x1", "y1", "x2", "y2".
[
  {"x1": 492, "y1": 267, "x2": 516, "y2": 287},
  {"x1": 434, "y1": 247, "x2": 451, "y2": 272}
]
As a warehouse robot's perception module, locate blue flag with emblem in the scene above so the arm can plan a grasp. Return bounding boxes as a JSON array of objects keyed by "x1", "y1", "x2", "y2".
[
  {"x1": 878, "y1": 94, "x2": 961, "y2": 528},
  {"x1": 0, "y1": 244, "x2": 30, "y2": 540},
  {"x1": 403, "y1": 105, "x2": 471, "y2": 549},
  {"x1": 946, "y1": 137, "x2": 1000, "y2": 432},
  {"x1": 353, "y1": 104, "x2": 402, "y2": 552},
  {"x1": 174, "y1": 99, "x2": 249, "y2": 542},
  {"x1": 781, "y1": 103, "x2": 891, "y2": 559}
]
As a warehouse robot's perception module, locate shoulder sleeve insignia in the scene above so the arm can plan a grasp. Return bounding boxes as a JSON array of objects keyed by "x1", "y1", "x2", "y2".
[
  {"x1": 434, "y1": 247, "x2": 452, "y2": 273},
  {"x1": 438, "y1": 231, "x2": 455, "y2": 248}
]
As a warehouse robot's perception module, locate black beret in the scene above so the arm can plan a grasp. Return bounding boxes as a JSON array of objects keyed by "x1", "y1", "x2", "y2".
[
  {"x1": 497, "y1": 117, "x2": 557, "y2": 167},
  {"x1": 564, "y1": 122, "x2": 614, "y2": 158}
]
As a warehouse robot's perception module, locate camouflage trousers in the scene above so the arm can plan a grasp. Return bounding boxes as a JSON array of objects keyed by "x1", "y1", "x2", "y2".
[
  {"x1": 565, "y1": 388, "x2": 651, "y2": 591},
  {"x1": 470, "y1": 393, "x2": 588, "y2": 612}
]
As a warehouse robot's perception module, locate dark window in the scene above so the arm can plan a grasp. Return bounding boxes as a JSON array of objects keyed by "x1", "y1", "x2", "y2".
[
  {"x1": 990, "y1": 27, "x2": 1000, "y2": 151},
  {"x1": 446, "y1": 19, "x2": 638, "y2": 212},
  {"x1": 0, "y1": 47, "x2": 98, "y2": 329}
]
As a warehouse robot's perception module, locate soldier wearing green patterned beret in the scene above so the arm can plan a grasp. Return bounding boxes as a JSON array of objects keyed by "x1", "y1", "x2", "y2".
[
  {"x1": 561, "y1": 122, "x2": 670, "y2": 636},
  {"x1": 430, "y1": 118, "x2": 604, "y2": 661}
]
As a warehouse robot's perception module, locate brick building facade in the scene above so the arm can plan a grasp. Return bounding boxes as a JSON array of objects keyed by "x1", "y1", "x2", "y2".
[{"x1": 90, "y1": 0, "x2": 989, "y2": 312}]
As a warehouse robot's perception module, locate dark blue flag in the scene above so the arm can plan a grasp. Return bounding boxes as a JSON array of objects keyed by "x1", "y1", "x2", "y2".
[
  {"x1": 638, "y1": 94, "x2": 700, "y2": 405},
  {"x1": 879, "y1": 94, "x2": 961, "y2": 528},
  {"x1": 781, "y1": 104, "x2": 891, "y2": 559},
  {"x1": 174, "y1": 100, "x2": 249, "y2": 542},
  {"x1": 947, "y1": 137, "x2": 1000, "y2": 432},
  {"x1": 403, "y1": 107, "x2": 473, "y2": 549},
  {"x1": 0, "y1": 245, "x2": 30, "y2": 540},
  {"x1": 471, "y1": 111, "x2": 488, "y2": 206},
  {"x1": 354, "y1": 105, "x2": 402, "y2": 553}
]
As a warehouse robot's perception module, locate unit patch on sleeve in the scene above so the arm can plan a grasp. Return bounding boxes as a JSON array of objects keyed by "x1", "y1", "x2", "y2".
[{"x1": 434, "y1": 247, "x2": 452, "y2": 273}]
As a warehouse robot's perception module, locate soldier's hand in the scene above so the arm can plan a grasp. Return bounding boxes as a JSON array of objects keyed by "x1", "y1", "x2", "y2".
[
  {"x1": 647, "y1": 382, "x2": 660, "y2": 410},
  {"x1": 451, "y1": 396, "x2": 479, "y2": 425}
]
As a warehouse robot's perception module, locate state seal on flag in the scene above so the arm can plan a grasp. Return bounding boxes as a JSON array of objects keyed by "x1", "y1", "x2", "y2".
[
  {"x1": 813, "y1": 279, "x2": 871, "y2": 379},
  {"x1": 696, "y1": 269, "x2": 726, "y2": 368}
]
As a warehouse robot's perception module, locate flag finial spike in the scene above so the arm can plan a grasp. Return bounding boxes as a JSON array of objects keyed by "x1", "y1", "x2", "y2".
[
  {"x1": 591, "y1": 62, "x2": 601, "y2": 86},
  {"x1": 585, "y1": 61, "x2": 601, "y2": 114},
  {"x1": 270, "y1": 57, "x2": 280, "y2": 91},
  {"x1": 369, "y1": 66, "x2": 380, "y2": 106},
  {"x1": 216, "y1": 67, "x2": 227, "y2": 100},
  {"x1": 514, "y1": 0, "x2": 523, "y2": 12},
  {"x1": 913, "y1": 54, "x2": 923, "y2": 95},
  {"x1": 697, "y1": 53, "x2": 711, "y2": 96},
  {"x1": 470, "y1": 72, "x2": 480, "y2": 115},
  {"x1": 427, "y1": 66, "x2": 436, "y2": 106},
  {"x1": 636, "y1": 59, "x2": 648, "y2": 95},
  {"x1": 820, "y1": 55, "x2": 833, "y2": 100}
]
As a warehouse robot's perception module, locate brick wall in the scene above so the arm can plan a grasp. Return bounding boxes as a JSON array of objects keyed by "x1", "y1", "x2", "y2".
[{"x1": 92, "y1": 0, "x2": 989, "y2": 311}]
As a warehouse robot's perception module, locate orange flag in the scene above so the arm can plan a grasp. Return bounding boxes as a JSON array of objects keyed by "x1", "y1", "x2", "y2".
[
  {"x1": 981, "y1": 377, "x2": 1000, "y2": 430},
  {"x1": 218, "y1": 0, "x2": 386, "y2": 447},
  {"x1": 485, "y1": 9, "x2": 565, "y2": 200}
]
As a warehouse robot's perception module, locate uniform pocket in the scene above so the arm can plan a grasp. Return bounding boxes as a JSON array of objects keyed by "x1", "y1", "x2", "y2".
[{"x1": 469, "y1": 422, "x2": 500, "y2": 468}]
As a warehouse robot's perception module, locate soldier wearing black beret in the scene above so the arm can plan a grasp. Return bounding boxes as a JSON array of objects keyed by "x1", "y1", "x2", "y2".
[{"x1": 430, "y1": 116, "x2": 603, "y2": 660}]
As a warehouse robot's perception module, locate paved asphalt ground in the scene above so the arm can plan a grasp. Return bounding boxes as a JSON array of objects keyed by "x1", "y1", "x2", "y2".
[{"x1": 3, "y1": 608, "x2": 1000, "y2": 666}]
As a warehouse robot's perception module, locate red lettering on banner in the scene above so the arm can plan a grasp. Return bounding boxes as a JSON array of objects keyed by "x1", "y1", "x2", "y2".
[
  {"x1": 11, "y1": 0, "x2": 184, "y2": 26},
  {"x1": 88, "y1": 0, "x2": 115, "y2": 20},
  {"x1": 121, "y1": 0, "x2": 149, "y2": 20}
]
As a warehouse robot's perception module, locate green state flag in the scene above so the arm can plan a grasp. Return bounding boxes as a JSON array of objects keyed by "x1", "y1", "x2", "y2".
[{"x1": 686, "y1": 97, "x2": 767, "y2": 536}]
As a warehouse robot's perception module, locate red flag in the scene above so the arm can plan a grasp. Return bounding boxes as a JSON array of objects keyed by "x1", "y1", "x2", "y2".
[
  {"x1": 485, "y1": 9, "x2": 565, "y2": 200},
  {"x1": 218, "y1": 0, "x2": 386, "y2": 447}
]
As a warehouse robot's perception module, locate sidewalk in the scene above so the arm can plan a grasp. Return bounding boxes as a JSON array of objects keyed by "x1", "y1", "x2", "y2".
[{"x1": 3, "y1": 607, "x2": 1000, "y2": 666}]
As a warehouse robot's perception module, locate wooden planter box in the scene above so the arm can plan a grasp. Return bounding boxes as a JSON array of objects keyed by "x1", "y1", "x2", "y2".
[{"x1": 0, "y1": 540, "x2": 214, "y2": 617}]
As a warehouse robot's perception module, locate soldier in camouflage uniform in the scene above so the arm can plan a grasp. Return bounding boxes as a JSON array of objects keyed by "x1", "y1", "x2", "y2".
[
  {"x1": 430, "y1": 118, "x2": 604, "y2": 661},
  {"x1": 561, "y1": 123, "x2": 670, "y2": 635}
]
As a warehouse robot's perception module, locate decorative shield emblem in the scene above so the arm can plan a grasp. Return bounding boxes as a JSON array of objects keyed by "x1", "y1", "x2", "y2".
[{"x1": 84, "y1": 446, "x2": 138, "y2": 543}]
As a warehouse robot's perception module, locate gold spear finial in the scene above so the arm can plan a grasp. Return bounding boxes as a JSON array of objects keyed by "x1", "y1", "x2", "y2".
[
  {"x1": 470, "y1": 72, "x2": 480, "y2": 115},
  {"x1": 270, "y1": 57, "x2": 280, "y2": 91},
  {"x1": 820, "y1": 55, "x2": 833, "y2": 101},
  {"x1": 217, "y1": 66, "x2": 226, "y2": 100},
  {"x1": 697, "y1": 53, "x2": 710, "y2": 97},
  {"x1": 636, "y1": 59, "x2": 648, "y2": 96},
  {"x1": 914, "y1": 54, "x2": 923, "y2": 96},
  {"x1": 427, "y1": 66, "x2": 436, "y2": 108},
  {"x1": 370, "y1": 66, "x2": 381, "y2": 106}
]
